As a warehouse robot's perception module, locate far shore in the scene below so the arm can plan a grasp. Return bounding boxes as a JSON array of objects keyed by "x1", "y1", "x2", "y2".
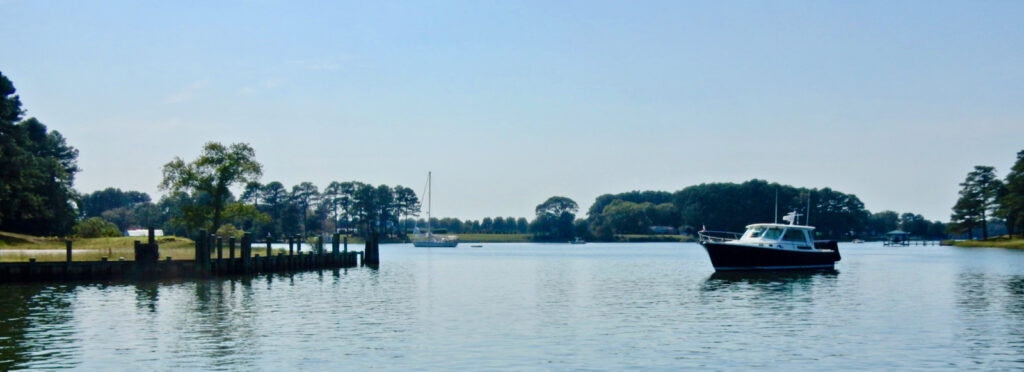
[
  {"x1": 946, "y1": 237, "x2": 1024, "y2": 250},
  {"x1": 6, "y1": 231, "x2": 1021, "y2": 263}
]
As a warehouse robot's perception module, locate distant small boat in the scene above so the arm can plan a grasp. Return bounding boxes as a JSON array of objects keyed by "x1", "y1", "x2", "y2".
[
  {"x1": 698, "y1": 211, "x2": 840, "y2": 271},
  {"x1": 569, "y1": 237, "x2": 586, "y2": 244},
  {"x1": 470, "y1": 244, "x2": 483, "y2": 248}
]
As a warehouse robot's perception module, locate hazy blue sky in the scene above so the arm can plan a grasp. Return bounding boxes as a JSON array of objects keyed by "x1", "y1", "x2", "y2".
[{"x1": 3, "y1": 1, "x2": 1022, "y2": 223}]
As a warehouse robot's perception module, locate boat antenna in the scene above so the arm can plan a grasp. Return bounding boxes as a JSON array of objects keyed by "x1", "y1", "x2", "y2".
[
  {"x1": 774, "y1": 189, "x2": 778, "y2": 224},
  {"x1": 805, "y1": 192, "x2": 811, "y2": 226}
]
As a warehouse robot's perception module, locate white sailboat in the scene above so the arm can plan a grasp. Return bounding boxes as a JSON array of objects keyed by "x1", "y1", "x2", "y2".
[{"x1": 412, "y1": 172, "x2": 459, "y2": 248}]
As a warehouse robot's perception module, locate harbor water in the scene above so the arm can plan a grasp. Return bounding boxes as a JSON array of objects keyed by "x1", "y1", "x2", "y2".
[{"x1": 2, "y1": 242, "x2": 1024, "y2": 370}]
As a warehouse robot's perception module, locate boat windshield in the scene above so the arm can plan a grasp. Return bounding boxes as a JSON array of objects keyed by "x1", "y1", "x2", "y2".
[
  {"x1": 745, "y1": 226, "x2": 767, "y2": 238},
  {"x1": 745, "y1": 227, "x2": 782, "y2": 241},
  {"x1": 761, "y1": 227, "x2": 784, "y2": 240}
]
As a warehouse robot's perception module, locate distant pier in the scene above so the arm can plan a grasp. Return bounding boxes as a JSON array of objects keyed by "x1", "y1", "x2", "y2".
[{"x1": 0, "y1": 228, "x2": 373, "y2": 283}]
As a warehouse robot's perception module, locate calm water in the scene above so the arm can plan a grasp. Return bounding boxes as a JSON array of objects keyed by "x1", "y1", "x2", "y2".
[{"x1": 2, "y1": 242, "x2": 1024, "y2": 370}]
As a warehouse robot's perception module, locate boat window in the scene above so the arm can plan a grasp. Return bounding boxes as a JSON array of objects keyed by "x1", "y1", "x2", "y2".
[
  {"x1": 746, "y1": 226, "x2": 766, "y2": 238},
  {"x1": 762, "y1": 227, "x2": 783, "y2": 240},
  {"x1": 783, "y1": 229, "x2": 807, "y2": 242}
]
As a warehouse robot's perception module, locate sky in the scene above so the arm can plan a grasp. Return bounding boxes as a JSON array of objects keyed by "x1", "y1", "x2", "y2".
[{"x1": 2, "y1": 1, "x2": 1022, "y2": 223}]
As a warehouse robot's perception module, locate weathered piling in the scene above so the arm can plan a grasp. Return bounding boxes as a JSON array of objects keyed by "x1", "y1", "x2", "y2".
[
  {"x1": 241, "y1": 233, "x2": 252, "y2": 274},
  {"x1": 364, "y1": 233, "x2": 380, "y2": 265}
]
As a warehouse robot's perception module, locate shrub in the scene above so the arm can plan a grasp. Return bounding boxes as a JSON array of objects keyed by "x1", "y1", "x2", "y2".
[{"x1": 73, "y1": 217, "x2": 122, "y2": 238}]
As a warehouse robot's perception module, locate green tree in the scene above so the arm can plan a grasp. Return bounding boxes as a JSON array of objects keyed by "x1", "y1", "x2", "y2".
[
  {"x1": 159, "y1": 142, "x2": 263, "y2": 236},
  {"x1": 79, "y1": 188, "x2": 151, "y2": 218},
  {"x1": 531, "y1": 196, "x2": 578, "y2": 241},
  {"x1": 393, "y1": 185, "x2": 420, "y2": 235},
  {"x1": 899, "y1": 213, "x2": 930, "y2": 237},
  {"x1": 73, "y1": 217, "x2": 122, "y2": 238},
  {"x1": 597, "y1": 200, "x2": 652, "y2": 235},
  {"x1": 290, "y1": 182, "x2": 320, "y2": 236},
  {"x1": 868, "y1": 211, "x2": 900, "y2": 235},
  {"x1": 0, "y1": 72, "x2": 80, "y2": 236},
  {"x1": 951, "y1": 165, "x2": 1002, "y2": 239},
  {"x1": 997, "y1": 150, "x2": 1024, "y2": 238}
]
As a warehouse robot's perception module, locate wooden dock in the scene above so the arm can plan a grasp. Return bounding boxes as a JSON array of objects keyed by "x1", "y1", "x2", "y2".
[{"x1": 0, "y1": 229, "x2": 374, "y2": 283}]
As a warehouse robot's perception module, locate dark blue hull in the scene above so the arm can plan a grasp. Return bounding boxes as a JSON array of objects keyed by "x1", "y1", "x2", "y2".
[{"x1": 700, "y1": 241, "x2": 840, "y2": 271}]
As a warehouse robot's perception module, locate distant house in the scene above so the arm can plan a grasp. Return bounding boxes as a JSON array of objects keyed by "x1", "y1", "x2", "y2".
[
  {"x1": 126, "y1": 229, "x2": 164, "y2": 237},
  {"x1": 649, "y1": 226, "x2": 678, "y2": 235}
]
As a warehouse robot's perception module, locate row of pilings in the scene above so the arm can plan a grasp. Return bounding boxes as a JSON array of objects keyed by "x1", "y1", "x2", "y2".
[{"x1": 0, "y1": 228, "x2": 374, "y2": 283}]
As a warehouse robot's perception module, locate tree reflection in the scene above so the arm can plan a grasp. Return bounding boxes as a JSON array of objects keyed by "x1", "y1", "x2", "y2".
[{"x1": 0, "y1": 284, "x2": 78, "y2": 370}]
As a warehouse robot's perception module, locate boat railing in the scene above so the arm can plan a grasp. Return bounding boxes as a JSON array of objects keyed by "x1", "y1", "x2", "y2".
[{"x1": 698, "y1": 230, "x2": 741, "y2": 243}]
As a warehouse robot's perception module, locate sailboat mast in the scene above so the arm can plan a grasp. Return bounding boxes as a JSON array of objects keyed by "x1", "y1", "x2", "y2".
[
  {"x1": 774, "y1": 189, "x2": 778, "y2": 224},
  {"x1": 426, "y1": 172, "x2": 432, "y2": 233}
]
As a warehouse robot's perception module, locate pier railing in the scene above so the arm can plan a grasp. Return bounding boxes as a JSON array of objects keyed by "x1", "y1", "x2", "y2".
[{"x1": 698, "y1": 230, "x2": 742, "y2": 243}]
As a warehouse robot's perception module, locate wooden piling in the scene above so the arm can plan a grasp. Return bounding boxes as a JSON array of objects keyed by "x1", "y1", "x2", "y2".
[
  {"x1": 364, "y1": 233, "x2": 380, "y2": 265},
  {"x1": 241, "y1": 233, "x2": 252, "y2": 274}
]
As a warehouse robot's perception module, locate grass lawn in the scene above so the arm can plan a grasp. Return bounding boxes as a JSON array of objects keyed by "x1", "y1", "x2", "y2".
[
  {"x1": 1, "y1": 231, "x2": 197, "y2": 262},
  {"x1": 454, "y1": 234, "x2": 532, "y2": 243}
]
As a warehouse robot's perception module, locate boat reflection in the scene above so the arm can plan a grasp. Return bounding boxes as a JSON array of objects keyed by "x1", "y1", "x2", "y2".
[{"x1": 701, "y1": 269, "x2": 839, "y2": 292}]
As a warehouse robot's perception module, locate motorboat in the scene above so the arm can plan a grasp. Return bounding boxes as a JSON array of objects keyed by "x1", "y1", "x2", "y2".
[{"x1": 697, "y1": 212, "x2": 840, "y2": 271}]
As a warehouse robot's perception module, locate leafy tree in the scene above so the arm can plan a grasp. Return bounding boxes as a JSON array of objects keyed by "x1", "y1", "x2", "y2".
[
  {"x1": 73, "y1": 217, "x2": 122, "y2": 238},
  {"x1": 290, "y1": 182, "x2": 320, "y2": 236},
  {"x1": 240, "y1": 181, "x2": 263, "y2": 207},
  {"x1": 997, "y1": 150, "x2": 1024, "y2": 238},
  {"x1": 868, "y1": 211, "x2": 900, "y2": 235},
  {"x1": 951, "y1": 165, "x2": 1003, "y2": 239},
  {"x1": 810, "y1": 187, "x2": 869, "y2": 239},
  {"x1": 609, "y1": 200, "x2": 653, "y2": 234},
  {"x1": 899, "y1": 213, "x2": 930, "y2": 237},
  {"x1": 531, "y1": 196, "x2": 578, "y2": 241},
  {"x1": 132, "y1": 202, "x2": 165, "y2": 230},
  {"x1": 158, "y1": 142, "x2": 263, "y2": 236},
  {"x1": 321, "y1": 181, "x2": 344, "y2": 232},
  {"x1": 101, "y1": 207, "x2": 135, "y2": 232},
  {"x1": 393, "y1": 185, "x2": 420, "y2": 235},
  {"x1": 0, "y1": 72, "x2": 80, "y2": 236},
  {"x1": 79, "y1": 188, "x2": 151, "y2": 218}
]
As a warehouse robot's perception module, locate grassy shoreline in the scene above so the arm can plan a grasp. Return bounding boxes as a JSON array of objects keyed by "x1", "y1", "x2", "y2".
[{"x1": 945, "y1": 237, "x2": 1024, "y2": 249}]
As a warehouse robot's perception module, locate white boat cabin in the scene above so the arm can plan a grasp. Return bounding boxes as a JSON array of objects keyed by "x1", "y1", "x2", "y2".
[{"x1": 734, "y1": 223, "x2": 817, "y2": 250}]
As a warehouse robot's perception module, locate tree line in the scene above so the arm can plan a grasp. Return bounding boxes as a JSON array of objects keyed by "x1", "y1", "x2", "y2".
[
  {"x1": 581, "y1": 180, "x2": 947, "y2": 241},
  {"x1": 77, "y1": 141, "x2": 532, "y2": 240}
]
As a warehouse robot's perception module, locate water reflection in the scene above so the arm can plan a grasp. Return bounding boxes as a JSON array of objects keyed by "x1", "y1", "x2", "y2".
[
  {"x1": 135, "y1": 282, "x2": 159, "y2": 313},
  {"x1": 955, "y1": 272, "x2": 1024, "y2": 368},
  {"x1": 189, "y1": 278, "x2": 259, "y2": 369},
  {"x1": 0, "y1": 284, "x2": 79, "y2": 370},
  {"x1": 701, "y1": 269, "x2": 839, "y2": 292}
]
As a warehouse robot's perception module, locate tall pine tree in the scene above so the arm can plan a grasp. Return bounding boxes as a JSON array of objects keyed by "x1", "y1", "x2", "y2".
[{"x1": 0, "y1": 71, "x2": 80, "y2": 235}]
